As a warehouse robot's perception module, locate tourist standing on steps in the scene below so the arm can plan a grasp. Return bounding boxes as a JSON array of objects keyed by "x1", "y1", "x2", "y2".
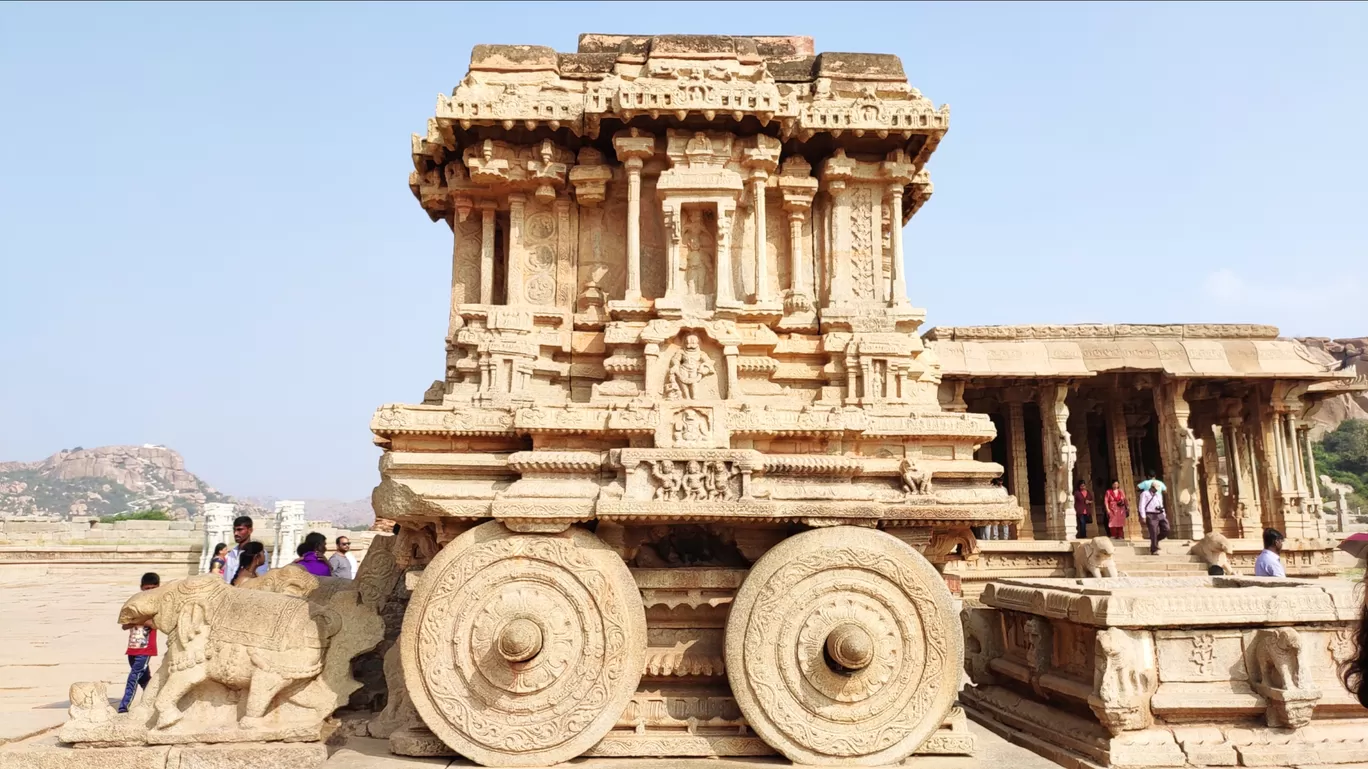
[
  {"x1": 1104, "y1": 480, "x2": 1129, "y2": 539},
  {"x1": 221, "y1": 515, "x2": 269, "y2": 583},
  {"x1": 293, "y1": 531, "x2": 332, "y2": 577},
  {"x1": 1139, "y1": 481, "x2": 1169, "y2": 555},
  {"x1": 328, "y1": 535, "x2": 357, "y2": 579},
  {"x1": 1073, "y1": 480, "x2": 1093, "y2": 539},
  {"x1": 117, "y1": 572, "x2": 160, "y2": 713},
  {"x1": 1254, "y1": 528, "x2": 1287, "y2": 577},
  {"x1": 230, "y1": 542, "x2": 266, "y2": 585}
]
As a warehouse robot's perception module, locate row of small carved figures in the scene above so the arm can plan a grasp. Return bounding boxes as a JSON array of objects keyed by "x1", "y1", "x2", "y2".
[
  {"x1": 651, "y1": 459, "x2": 740, "y2": 502},
  {"x1": 647, "y1": 457, "x2": 934, "y2": 502}
]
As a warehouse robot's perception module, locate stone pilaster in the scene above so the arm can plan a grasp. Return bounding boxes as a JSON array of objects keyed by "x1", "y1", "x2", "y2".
[
  {"x1": 880, "y1": 150, "x2": 915, "y2": 306},
  {"x1": 611, "y1": 129, "x2": 655, "y2": 304},
  {"x1": 505, "y1": 193, "x2": 526, "y2": 305},
  {"x1": 1007, "y1": 400, "x2": 1033, "y2": 540},
  {"x1": 1106, "y1": 399, "x2": 1140, "y2": 541},
  {"x1": 479, "y1": 203, "x2": 496, "y2": 304},
  {"x1": 1038, "y1": 384, "x2": 1074, "y2": 541}
]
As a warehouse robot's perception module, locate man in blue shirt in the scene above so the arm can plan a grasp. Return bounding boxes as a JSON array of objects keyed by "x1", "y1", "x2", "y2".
[{"x1": 1254, "y1": 528, "x2": 1286, "y2": 577}]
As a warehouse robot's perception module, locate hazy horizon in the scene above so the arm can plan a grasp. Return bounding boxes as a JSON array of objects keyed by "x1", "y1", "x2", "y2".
[{"x1": 2, "y1": 2, "x2": 1365, "y2": 501}]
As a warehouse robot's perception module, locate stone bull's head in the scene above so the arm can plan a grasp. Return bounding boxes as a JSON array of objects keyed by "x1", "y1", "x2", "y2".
[{"x1": 117, "y1": 575, "x2": 226, "y2": 640}]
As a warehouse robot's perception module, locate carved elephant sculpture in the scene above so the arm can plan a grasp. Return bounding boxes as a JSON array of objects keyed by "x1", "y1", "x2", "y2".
[
  {"x1": 117, "y1": 574, "x2": 340, "y2": 729},
  {"x1": 1073, "y1": 536, "x2": 1120, "y2": 579}
]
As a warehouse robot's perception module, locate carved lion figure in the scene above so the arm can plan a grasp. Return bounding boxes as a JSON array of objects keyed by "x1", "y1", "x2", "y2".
[
  {"x1": 899, "y1": 458, "x2": 932, "y2": 496},
  {"x1": 1072, "y1": 536, "x2": 1120, "y2": 579}
]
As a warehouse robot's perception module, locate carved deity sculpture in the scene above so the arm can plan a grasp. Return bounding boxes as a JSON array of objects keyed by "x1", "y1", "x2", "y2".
[
  {"x1": 666, "y1": 334, "x2": 715, "y2": 400},
  {"x1": 706, "y1": 460, "x2": 737, "y2": 502},
  {"x1": 651, "y1": 460, "x2": 683, "y2": 501},
  {"x1": 682, "y1": 460, "x2": 709, "y2": 500},
  {"x1": 673, "y1": 408, "x2": 709, "y2": 443},
  {"x1": 900, "y1": 458, "x2": 932, "y2": 496}
]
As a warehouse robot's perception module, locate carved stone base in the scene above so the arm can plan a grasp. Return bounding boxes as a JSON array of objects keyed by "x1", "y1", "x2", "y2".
[{"x1": 0, "y1": 742, "x2": 326, "y2": 769}]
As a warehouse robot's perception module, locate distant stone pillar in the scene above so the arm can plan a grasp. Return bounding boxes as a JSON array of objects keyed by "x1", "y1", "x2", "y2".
[
  {"x1": 1199, "y1": 423, "x2": 1223, "y2": 535},
  {"x1": 200, "y1": 503, "x2": 234, "y2": 574},
  {"x1": 505, "y1": 193, "x2": 527, "y2": 305},
  {"x1": 1224, "y1": 412, "x2": 1262, "y2": 538},
  {"x1": 272, "y1": 500, "x2": 306, "y2": 569},
  {"x1": 1106, "y1": 399, "x2": 1140, "y2": 541},
  {"x1": 1007, "y1": 400, "x2": 1033, "y2": 540},
  {"x1": 1301, "y1": 425, "x2": 1323, "y2": 520},
  {"x1": 479, "y1": 203, "x2": 496, "y2": 304}
]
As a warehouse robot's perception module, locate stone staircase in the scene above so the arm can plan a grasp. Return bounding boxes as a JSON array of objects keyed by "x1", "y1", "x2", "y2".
[{"x1": 1107, "y1": 538, "x2": 1215, "y2": 577}]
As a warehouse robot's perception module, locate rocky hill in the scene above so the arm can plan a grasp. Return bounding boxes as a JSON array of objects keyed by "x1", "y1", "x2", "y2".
[
  {"x1": 0, "y1": 445, "x2": 244, "y2": 520},
  {"x1": 1296, "y1": 337, "x2": 1368, "y2": 439}
]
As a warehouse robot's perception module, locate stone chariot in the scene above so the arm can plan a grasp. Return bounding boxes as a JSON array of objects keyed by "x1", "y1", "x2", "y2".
[{"x1": 374, "y1": 33, "x2": 1020, "y2": 766}]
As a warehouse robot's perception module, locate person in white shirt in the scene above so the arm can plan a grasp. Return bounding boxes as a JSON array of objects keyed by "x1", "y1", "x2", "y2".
[
  {"x1": 1253, "y1": 528, "x2": 1286, "y2": 577},
  {"x1": 221, "y1": 515, "x2": 270, "y2": 583},
  {"x1": 328, "y1": 535, "x2": 358, "y2": 579},
  {"x1": 1138, "y1": 478, "x2": 1170, "y2": 555}
]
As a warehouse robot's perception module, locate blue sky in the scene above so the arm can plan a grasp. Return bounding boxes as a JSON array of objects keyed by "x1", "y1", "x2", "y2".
[{"x1": 1, "y1": 2, "x2": 1364, "y2": 501}]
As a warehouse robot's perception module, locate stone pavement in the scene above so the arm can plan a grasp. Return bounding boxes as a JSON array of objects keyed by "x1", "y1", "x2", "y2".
[{"x1": 0, "y1": 563, "x2": 188, "y2": 745}]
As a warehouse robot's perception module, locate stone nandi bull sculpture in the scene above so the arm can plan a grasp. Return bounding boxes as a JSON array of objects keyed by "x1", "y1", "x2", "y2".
[{"x1": 61, "y1": 569, "x2": 382, "y2": 746}]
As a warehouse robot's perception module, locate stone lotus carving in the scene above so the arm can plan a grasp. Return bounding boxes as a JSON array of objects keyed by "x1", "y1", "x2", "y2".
[
  {"x1": 1073, "y1": 536, "x2": 1120, "y2": 579},
  {"x1": 61, "y1": 571, "x2": 382, "y2": 746}
]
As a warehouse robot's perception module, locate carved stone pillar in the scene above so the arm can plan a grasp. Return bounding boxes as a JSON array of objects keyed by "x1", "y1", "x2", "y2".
[
  {"x1": 1106, "y1": 399, "x2": 1140, "y2": 541},
  {"x1": 822, "y1": 150, "x2": 857, "y2": 304},
  {"x1": 723, "y1": 345, "x2": 739, "y2": 401},
  {"x1": 662, "y1": 203, "x2": 682, "y2": 299},
  {"x1": 779, "y1": 157, "x2": 817, "y2": 314},
  {"x1": 887, "y1": 183, "x2": 906, "y2": 305},
  {"x1": 1199, "y1": 422, "x2": 1224, "y2": 536},
  {"x1": 716, "y1": 203, "x2": 736, "y2": 306},
  {"x1": 1154, "y1": 381, "x2": 1201, "y2": 540},
  {"x1": 612, "y1": 129, "x2": 655, "y2": 303},
  {"x1": 505, "y1": 193, "x2": 527, "y2": 305},
  {"x1": 1007, "y1": 400, "x2": 1033, "y2": 540},
  {"x1": 1225, "y1": 414, "x2": 1262, "y2": 538},
  {"x1": 750, "y1": 171, "x2": 770, "y2": 302},
  {"x1": 479, "y1": 203, "x2": 496, "y2": 305},
  {"x1": 1038, "y1": 385, "x2": 1074, "y2": 541}
]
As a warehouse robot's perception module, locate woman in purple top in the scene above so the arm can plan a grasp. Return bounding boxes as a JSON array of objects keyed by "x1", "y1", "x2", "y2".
[{"x1": 292, "y1": 531, "x2": 332, "y2": 577}]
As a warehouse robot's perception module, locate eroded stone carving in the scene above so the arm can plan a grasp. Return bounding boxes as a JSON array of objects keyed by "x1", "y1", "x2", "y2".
[
  {"x1": 61, "y1": 572, "x2": 382, "y2": 746},
  {"x1": 1190, "y1": 531, "x2": 1235, "y2": 574},
  {"x1": 666, "y1": 334, "x2": 716, "y2": 400},
  {"x1": 1073, "y1": 536, "x2": 1120, "y2": 578},
  {"x1": 1088, "y1": 627, "x2": 1157, "y2": 735},
  {"x1": 899, "y1": 458, "x2": 932, "y2": 496},
  {"x1": 1249, "y1": 627, "x2": 1321, "y2": 728}
]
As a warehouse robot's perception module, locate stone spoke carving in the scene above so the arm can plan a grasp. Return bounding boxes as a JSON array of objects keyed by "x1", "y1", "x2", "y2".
[
  {"x1": 401, "y1": 522, "x2": 646, "y2": 766},
  {"x1": 725, "y1": 527, "x2": 961, "y2": 765}
]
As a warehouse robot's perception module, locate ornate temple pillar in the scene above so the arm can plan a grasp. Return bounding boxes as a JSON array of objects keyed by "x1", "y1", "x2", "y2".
[
  {"x1": 200, "y1": 502, "x2": 234, "y2": 574},
  {"x1": 1153, "y1": 380, "x2": 1202, "y2": 540},
  {"x1": 505, "y1": 193, "x2": 527, "y2": 305},
  {"x1": 1198, "y1": 422, "x2": 1223, "y2": 536},
  {"x1": 1006, "y1": 400, "x2": 1033, "y2": 540},
  {"x1": 1106, "y1": 399, "x2": 1140, "y2": 541},
  {"x1": 742, "y1": 137, "x2": 779, "y2": 304},
  {"x1": 716, "y1": 203, "x2": 737, "y2": 306},
  {"x1": 612, "y1": 129, "x2": 655, "y2": 303},
  {"x1": 779, "y1": 157, "x2": 817, "y2": 314},
  {"x1": 749, "y1": 170, "x2": 771, "y2": 302},
  {"x1": 1038, "y1": 384, "x2": 1074, "y2": 541},
  {"x1": 1300, "y1": 424, "x2": 1323, "y2": 521},
  {"x1": 880, "y1": 150, "x2": 915, "y2": 306},
  {"x1": 822, "y1": 150, "x2": 857, "y2": 303},
  {"x1": 479, "y1": 202, "x2": 496, "y2": 304},
  {"x1": 662, "y1": 203, "x2": 682, "y2": 299}
]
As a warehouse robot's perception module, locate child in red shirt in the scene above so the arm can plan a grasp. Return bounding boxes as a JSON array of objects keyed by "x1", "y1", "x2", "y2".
[{"x1": 118, "y1": 572, "x2": 160, "y2": 713}]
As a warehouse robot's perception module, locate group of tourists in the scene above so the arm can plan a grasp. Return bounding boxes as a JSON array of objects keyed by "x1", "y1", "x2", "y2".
[
  {"x1": 116, "y1": 515, "x2": 360, "y2": 713},
  {"x1": 1071, "y1": 472, "x2": 1173, "y2": 554},
  {"x1": 206, "y1": 515, "x2": 357, "y2": 583}
]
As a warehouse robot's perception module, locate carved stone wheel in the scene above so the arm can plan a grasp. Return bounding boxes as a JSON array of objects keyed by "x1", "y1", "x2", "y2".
[
  {"x1": 725, "y1": 526, "x2": 963, "y2": 765},
  {"x1": 400, "y1": 522, "x2": 646, "y2": 766}
]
